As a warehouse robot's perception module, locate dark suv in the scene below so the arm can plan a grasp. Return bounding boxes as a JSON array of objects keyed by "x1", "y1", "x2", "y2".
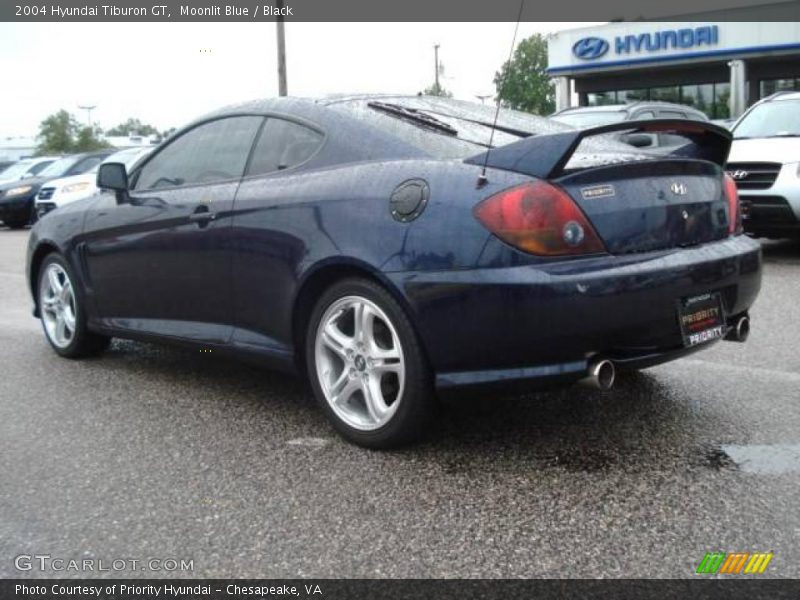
[
  {"x1": 0, "y1": 150, "x2": 113, "y2": 229},
  {"x1": 552, "y1": 102, "x2": 710, "y2": 149}
]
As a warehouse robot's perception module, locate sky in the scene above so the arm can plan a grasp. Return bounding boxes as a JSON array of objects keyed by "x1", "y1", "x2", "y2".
[{"x1": 0, "y1": 22, "x2": 600, "y2": 138}]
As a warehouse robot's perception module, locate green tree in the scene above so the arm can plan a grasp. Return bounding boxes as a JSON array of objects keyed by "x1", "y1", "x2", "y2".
[
  {"x1": 422, "y1": 82, "x2": 453, "y2": 98},
  {"x1": 36, "y1": 110, "x2": 79, "y2": 154},
  {"x1": 106, "y1": 118, "x2": 159, "y2": 136},
  {"x1": 493, "y1": 34, "x2": 555, "y2": 115},
  {"x1": 159, "y1": 127, "x2": 177, "y2": 141},
  {"x1": 74, "y1": 126, "x2": 112, "y2": 152}
]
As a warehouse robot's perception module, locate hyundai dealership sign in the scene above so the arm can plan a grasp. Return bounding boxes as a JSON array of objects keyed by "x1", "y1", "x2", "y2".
[
  {"x1": 572, "y1": 37, "x2": 610, "y2": 60},
  {"x1": 572, "y1": 26, "x2": 720, "y2": 61},
  {"x1": 549, "y1": 22, "x2": 800, "y2": 73}
]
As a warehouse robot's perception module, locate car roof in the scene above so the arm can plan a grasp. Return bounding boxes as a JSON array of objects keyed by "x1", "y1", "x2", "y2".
[
  {"x1": 199, "y1": 93, "x2": 541, "y2": 123},
  {"x1": 765, "y1": 91, "x2": 800, "y2": 102},
  {"x1": 555, "y1": 101, "x2": 706, "y2": 116}
]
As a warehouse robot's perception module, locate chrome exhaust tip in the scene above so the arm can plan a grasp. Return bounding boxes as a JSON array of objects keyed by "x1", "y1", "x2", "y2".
[
  {"x1": 725, "y1": 315, "x2": 750, "y2": 343},
  {"x1": 579, "y1": 359, "x2": 616, "y2": 391}
]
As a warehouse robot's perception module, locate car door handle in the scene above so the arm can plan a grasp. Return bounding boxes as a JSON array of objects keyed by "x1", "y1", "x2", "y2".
[{"x1": 189, "y1": 210, "x2": 216, "y2": 222}]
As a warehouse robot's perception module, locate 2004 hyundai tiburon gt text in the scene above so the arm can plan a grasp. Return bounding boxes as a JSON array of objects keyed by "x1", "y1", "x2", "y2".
[{"x1": 26, "y1": 95, "x2": 762, "y2": 448}]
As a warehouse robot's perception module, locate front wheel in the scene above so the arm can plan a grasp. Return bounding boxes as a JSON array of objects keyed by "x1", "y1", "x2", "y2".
[
  {"x1": 37, "y1": 253, "x2": 110, "y2": 358},
  {"x1": 306, "y1": 278, "x2": 436, "y2": 448}
]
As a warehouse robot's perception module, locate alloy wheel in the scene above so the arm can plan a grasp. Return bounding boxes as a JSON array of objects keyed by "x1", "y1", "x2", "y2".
[
  {"x1": 314, "y1": 295, "x2": 406, "y2": 431},
  {"x1": 40, "y1": 263, "x2": 77, "y2": 349}
]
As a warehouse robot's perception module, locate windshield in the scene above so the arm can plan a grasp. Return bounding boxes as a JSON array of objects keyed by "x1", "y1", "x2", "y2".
[
  {"x1": 733, "y1": 98, "x2": 800, "y2": 138},
  {"x1": 38, "y1": 156, "x2": 80, "y2": 178},
  {"x1": 0, "y1": 160, "x2": 35, "y2": 180},
  {"x1": 111, "y1": 147, "x2": 152, "y2": 169},
  {"x1": 552, "y1": 111, "x2": 628, "y2": 128},
  {"x1": 88, "y1": 148, "x2": 153, "y2": 174}
]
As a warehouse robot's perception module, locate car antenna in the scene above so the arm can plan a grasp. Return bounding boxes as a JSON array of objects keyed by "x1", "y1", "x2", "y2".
[{"x1": 478, "y1": 0, "x2": 525, "y2": 189}]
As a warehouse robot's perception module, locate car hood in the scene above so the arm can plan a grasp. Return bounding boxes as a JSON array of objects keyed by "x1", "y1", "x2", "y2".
[
  {"x1": 728, "y1": 137, "x2": 800, "y2": 164},
  {"x1": 0, "y1": 175, "x2": 49, "y2": 193},
  {"x1": 39, "y1": 172, "x2": 95, "y2": 191}
]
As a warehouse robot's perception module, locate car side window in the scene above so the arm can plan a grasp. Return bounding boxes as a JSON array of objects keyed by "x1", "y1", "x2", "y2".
[
  {"x1": 135, "y1": 116, "x2": 263, "y2": 190},
  {"x1": 634, "y1": 110, "x2": 656, "y2": 120},
  {"x1": 246, "y1": 118, "x2": 323, "y2": 177},
  {"x1": 660, "y1": 110, "x2": 687, "y2": 119}
]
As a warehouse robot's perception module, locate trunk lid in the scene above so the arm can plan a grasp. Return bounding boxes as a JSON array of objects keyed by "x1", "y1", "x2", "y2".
[
  {"x1": 557, "y1": 160, "x2": 729, "y2": 254},
  {"x1": 465, "y1": 119, "x2": 734, "y2": 254}
]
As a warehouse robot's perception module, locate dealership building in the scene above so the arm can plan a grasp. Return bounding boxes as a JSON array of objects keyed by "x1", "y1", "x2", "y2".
[{"x1": 547, "y1": 19, "x2": 800, "y2": 119}]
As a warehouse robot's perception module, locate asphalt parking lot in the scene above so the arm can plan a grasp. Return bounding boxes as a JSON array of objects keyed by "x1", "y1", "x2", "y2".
[{"x1": 0, "y1": 227, "x2": 799, "y2": 579}]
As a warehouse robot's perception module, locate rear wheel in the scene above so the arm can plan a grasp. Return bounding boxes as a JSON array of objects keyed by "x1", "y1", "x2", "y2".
[
  {"x1": 306, "y1": 278, "x2": 435, "y2": 448},
  {"x1": 37, "y1": 254, "x2": 110, "y2": 358}
]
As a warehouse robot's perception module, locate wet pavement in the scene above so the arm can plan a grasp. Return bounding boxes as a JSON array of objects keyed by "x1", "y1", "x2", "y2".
[{"x1": 0, "y1": 228, "x2": 798, "y2": 578}]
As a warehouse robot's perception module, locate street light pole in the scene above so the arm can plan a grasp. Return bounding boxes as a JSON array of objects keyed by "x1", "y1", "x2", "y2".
[
  {"x1": 78, "y1": 105, "x2": 96, "y2": 129},
  {"x1": 276, "y1": 0, "x2": 287, "y2": 96},
  {"x1": 433, "y1": 44, "x2": 440, "y2": 94}
]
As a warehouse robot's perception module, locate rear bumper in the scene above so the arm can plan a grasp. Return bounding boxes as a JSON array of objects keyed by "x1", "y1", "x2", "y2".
[{"x1": 387, "y1": 235, "x2": 762, "y2": 388}]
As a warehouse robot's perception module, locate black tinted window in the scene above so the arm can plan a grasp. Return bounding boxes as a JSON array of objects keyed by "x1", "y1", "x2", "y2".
[
  {"x1": 136, "y1": 116, "x2": 263, "y2": 190},
  {"x1": 246, "y1": 118, "x2": 323, "y2": 176}
]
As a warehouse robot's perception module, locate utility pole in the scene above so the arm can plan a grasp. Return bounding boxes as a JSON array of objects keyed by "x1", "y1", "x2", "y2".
[
  {"x1": 433, "y1": 44, "x2": 440, "y2": 94},
  {"x1": 78, "y1": 105, "x2": 96, "y2": 129},
  {"x1": 276, "y1": 0, "x2": 287, "y2": 96}
]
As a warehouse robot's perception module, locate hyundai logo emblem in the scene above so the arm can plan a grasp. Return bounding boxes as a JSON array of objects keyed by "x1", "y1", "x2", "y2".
[
  {"x1": 728, "y1": 170, "x2": 749, "y2": 180},
  {"x1": 572, "y1": 37, "x2": 610, "y2": 60},
  {"x1": 670, "y1": 183, "x2": 688, "y2": 195}
]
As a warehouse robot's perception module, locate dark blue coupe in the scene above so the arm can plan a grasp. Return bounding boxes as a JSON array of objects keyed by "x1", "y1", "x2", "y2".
[{"x1": 26, "y1": 95, "x2": 761, "y2": 447}]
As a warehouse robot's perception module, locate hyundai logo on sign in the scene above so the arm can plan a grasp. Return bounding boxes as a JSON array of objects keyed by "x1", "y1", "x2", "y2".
[{"x1": 572, "y1": 37, "x2": 610, "y2": 60}]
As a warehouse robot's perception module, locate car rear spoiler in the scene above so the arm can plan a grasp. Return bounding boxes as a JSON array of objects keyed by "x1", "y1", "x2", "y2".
[{"x1": 464, "y1": 119, "x2": 732, "y2": 180}]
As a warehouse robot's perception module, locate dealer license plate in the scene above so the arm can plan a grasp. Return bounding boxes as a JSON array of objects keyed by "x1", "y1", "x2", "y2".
[{"x1": 678, "y1": 292, "x2": 725, "y2": 347}]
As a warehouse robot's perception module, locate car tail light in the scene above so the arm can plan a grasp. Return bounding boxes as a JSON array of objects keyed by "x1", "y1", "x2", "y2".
[
  {"x1": 723, "y1": 173, "x2": 743, "y2": 235},
  {"x1": 473, "y1": 181, "x2": 606, "y2": 256}
]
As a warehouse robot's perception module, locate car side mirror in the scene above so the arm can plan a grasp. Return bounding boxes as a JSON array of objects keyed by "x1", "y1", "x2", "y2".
[
  {"x1": 97, "y1": 163, "x2": 129, "y2": 202},
  {"x1": 623, "y1": 133, "x2": 653, "y2": 148}
]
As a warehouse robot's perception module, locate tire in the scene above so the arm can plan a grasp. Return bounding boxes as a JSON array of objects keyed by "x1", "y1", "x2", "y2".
[
  {"x1": 306, "y1": 277, "x2": 436, "y2": 448},
  {"x1": 37, "y1": 253, "x2": 110, "y2": 358},
  {"x1": 4, "y1": 218, "x2": 28, "y2": 229}
]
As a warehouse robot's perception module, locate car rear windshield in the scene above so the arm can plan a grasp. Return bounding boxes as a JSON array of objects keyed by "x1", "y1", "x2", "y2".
[
  {"x1": 327, "y1": 96, "x2": 573, "y2": 159},
  {"x1": 327, "y1": 96, "x2": 647, "y2": 165}
]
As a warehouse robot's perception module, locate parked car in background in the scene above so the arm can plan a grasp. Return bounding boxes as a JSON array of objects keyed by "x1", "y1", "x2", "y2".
[
  {"x1": 0, "y1": 161, "x2": 15, "y2": 174},
  {"x1": 36, "y1": 147, "x2": 153, "y2": 218},
  {"x1": 0, "y1": 150, "x2": 113, "y2": 228},
  {"x1": 727, "y1": 91, "x2": 800, "y2": 239},
  {"x1": 26, "y1": 95, "x2": 760, "y2": 447},
  {"x1": 712, "y1": 118, "x2": 736, "y2": 129},
  {"x1": 0, "y1": 156, "x2": 61, "y2": 186},
  {"x1": 552, "y1": 102, "x2": 709, "y2": 149}
]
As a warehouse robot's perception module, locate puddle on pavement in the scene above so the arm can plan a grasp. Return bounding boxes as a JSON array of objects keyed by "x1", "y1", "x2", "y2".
[{"x1": 720, "y1": 443, "x2": 800, "y2": 474}]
